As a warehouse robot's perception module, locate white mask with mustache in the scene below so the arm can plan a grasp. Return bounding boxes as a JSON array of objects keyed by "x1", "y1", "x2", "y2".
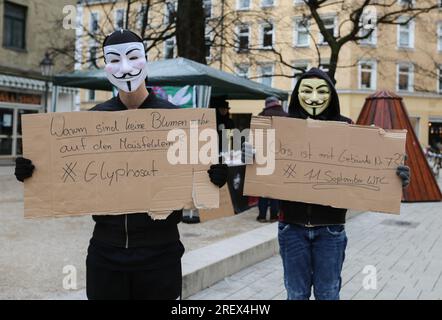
[
  {"x1": 103, "y1": 42, "x2": 148, "y2": 93},
  {"x1": 298, "y1": 78, "x2": 331, "y2": 117}
]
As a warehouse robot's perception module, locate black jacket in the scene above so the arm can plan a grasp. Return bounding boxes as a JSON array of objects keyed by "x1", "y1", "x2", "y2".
[
  {"x1": 259, "y1": 105, "x2": 288, "y2": 117},
  {"x1": 89, "y1": 92, "x2": 182, "y2": 248},
  {"x1": 280, "y1": 68, "x2": 352, "y2": 226},
  {"x1": 215, "y1": 110, "x2": 235, "y2": 130}
]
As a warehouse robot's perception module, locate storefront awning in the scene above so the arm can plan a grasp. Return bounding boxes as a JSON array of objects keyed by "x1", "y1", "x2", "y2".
[
  {"x1": 0, "y1": 74, "x2": 78, "y2": 94},
  {"x1": 54, "y1": 58, "x2": 289, "y2": 101}
]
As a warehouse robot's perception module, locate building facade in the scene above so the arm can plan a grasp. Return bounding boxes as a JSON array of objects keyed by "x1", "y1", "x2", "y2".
[
  {"x1": 0, "y1": 0, "x2": 77, "y2": 161},
  {"x1": 77, "y1": 0, "x2": 442, "y2": 147}
]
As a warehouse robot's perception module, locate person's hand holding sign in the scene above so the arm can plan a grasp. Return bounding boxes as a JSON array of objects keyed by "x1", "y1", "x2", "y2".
[
  {"x1": 396, "y1": 155, "x2": 411, "y2": 188},
  {"x1": 208, "y1": 164, "x2": 228, "y2": 188},
  {"x1": 14, "y1": 157, "x2": 35, "y2": 182}
]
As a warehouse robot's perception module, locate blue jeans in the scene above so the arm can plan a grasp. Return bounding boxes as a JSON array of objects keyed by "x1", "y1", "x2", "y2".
[{"x1": 278, "y1": 222, "x2": 347, "y2": 300}]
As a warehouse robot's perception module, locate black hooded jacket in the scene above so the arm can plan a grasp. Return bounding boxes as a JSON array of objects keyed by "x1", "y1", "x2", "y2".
[
  {"x1": 88, "y1": 92, "x2": 183, "y2": 250},
  {"x1": 280, "y1": 68, "x2": 352, "y2": 226}
]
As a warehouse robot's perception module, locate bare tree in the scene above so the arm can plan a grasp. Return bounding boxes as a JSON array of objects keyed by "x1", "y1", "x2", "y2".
[
  {"x1": 176, "y1": 0, "x2": 206, "y2": 63},
  {"x1": 49, "y1": 0, "x2": 176, "y2": 69},
  {"x1": 304, "y1": 0, "x2": 440, "y2": 81},
  {"x1": 48, "y1": 0, "x2": 442, "y2": 89}
]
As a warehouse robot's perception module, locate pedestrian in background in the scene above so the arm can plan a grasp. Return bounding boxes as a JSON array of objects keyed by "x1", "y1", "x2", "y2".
[{"x1": 256, "y1": 97, "x2": 288, "y2": 223}]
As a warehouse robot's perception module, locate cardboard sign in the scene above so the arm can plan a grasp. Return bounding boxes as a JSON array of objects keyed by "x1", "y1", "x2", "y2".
[
  {"x1": 22, "y1": 109, "x2": 219, "y2": 219},
  {"x1": 244, "y1": 117, "x2": 407, "y2": 214},
  {"x1": 199, "y1": 185, "x2": 235, "y2": 222}
]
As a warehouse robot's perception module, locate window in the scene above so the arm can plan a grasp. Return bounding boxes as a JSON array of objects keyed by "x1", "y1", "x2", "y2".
[
  {"x1": 438, "y1": 66, "x2": 442, "y2": 94},
  {"x1": 358, "y1": 60, "x2": 377, "y2": 90},
  {"x1": 359, "y1": 28, "x2": 376, "y2": 46},
  {"x1": 89, "y1": 44, "x2": 98, "y2": 69},
  {"x1": 164, "y1": 38, "x2": 175, "y2": 59},
  {"x1": 115, "y1": 9, "x2": 125, "y2": 30},
  {"x1": 237, "y1": 25, "x2": 250, "y2": 52},
  {"x1": 236, "y1": 64, "x2": 250, "y2": 79},
  {"x1": 204, "y1": 0, "x2": 212, "y2": 19},
  {"x1": 397, "y1": 63, "x2": 414, "y2": 92},
  {"x1": 90, "y1": 12, "x2": 99, "y2": 34},
  {"x1": 294, "y1": 18, "x2": 309, "y2": 47},
  {"x1": 88, "y1": 90, "x2": 96, "y2": 101},
  {"x1": 318, "y1": 16, "x2": 337, "y2": 45},
  {"x1": 237, "y1": 0, "x2": 250, "y2": 10},
  {"x1": 397, "y1": 17, "x2": 414, "y2": 48},
  {"x1": 259, "y1": 64, "x2": 274, "y2": 87},
  {"x1": 438, "y1": 23, "x2": 442, "y2": 51},
  {"x1": 261, "y1": 0, "x2": 274, "y2": 7},
  {"x1": 164, "y1": 1, "x2": 176, "y2": 25},
  {"x1": 359, "y1": 26, "x2": 377, "y2": 46},
  {"x1": 137, "y1": 4, "x2": 148, "y2": 29},
  {"x1": 359, "y1": 11, "x2": 377, "y2": 46},
  {"x1": 261, "y1": 23, "x2": 274, "y2": 48},
  {"x1": 398, "y1": 0, "x2": 415, "y2": 7},
  {"x1": 205, "y1": 35, "x2": 212, "y2": 59},
  {"x1": 292, "y1": 61, "x2": 310, "y2": 89},
  {"x1": 3, "y1": 1, "x2": 27, "y2": 49}
]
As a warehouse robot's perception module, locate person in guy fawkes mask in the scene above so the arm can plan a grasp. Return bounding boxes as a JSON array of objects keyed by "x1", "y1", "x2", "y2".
[
  {"x1": 102, "y1": 30, "x2": 150, "y2": 93},
  {"x1": 277, "y1": 68, "x2": 411, "y2": 300},
  {"x1": 14, "y1": 30, "x2": 228, "y2": 300}
]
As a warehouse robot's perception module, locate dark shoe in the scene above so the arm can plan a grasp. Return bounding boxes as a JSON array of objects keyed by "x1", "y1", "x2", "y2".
[
  {"x1": 269, "y1": 217, "x2": 279, "y2": 223},
  {"x1": 183, "y1": 216, "x2": 201, "y2": 224},
  {"x1": 256, "y1": 216, "x2": 267, "y2": 223}
]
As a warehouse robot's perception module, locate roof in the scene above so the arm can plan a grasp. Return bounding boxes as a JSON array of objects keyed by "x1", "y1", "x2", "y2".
[
  {"x1": 357, "y1": 90, "x2": 442, "y2": 202},
  {"x1": 53, "y1": 58, "x2": 289, "y2": 101}
]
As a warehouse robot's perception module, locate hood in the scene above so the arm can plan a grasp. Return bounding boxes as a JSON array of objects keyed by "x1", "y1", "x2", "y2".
[{"x1": 288, "y1": 68, "x2": 341, "y2": 121}]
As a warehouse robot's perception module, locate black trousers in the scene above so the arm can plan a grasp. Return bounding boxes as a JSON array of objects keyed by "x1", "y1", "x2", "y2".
[{"x1": 86, "y1": 262, "x2": 182, "y2": 300}]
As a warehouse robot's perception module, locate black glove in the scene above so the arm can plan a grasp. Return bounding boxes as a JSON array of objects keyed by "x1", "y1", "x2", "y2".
[
  {"x1": 15, "y1": 157, "x2": 35, "y2": 182},
  {"x1": 396, "y1": 165, "x2": 410, "y2": 188},
  {"x1": 208, "y1": 164, "x2": 228, "y2": 188}
]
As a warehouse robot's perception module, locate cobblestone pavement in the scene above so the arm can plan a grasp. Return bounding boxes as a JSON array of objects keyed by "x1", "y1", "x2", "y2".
[{"x1": 189, "y1": 200, "x2": 442, "y2": 300}]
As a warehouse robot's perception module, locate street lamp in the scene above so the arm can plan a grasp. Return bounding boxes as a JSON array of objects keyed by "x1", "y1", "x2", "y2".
[{"x1": 39, "y1": 52, "x2": 54, "y2": 113}]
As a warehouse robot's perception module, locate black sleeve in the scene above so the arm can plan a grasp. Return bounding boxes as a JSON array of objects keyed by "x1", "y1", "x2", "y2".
[
  {"x1": 226, "y1": 118, "x2": 235, "y2": 129},
  {"x1": 340, "y1": 116, "x2": 354, "y2": 124}
]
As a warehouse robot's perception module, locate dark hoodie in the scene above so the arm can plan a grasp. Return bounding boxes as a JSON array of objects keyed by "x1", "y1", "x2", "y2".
[
  {"x1": 85, "y1": 91, "x2": 185, "y2": 272},
  {"x1": 89, "y1": 91, "x2": 183, "y2": 249},
  {"x1": 280, "y1": 68, "x2": 352, "y2": 226}
]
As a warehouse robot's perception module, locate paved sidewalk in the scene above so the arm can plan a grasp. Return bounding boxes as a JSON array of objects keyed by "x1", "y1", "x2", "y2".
[
  {"x1": 0, "y1": 166, "x2": 266, "y2": 299},
  {"x1": 2, "y1": 164, "x2": 442, "y2": 300},
  {"x1": 188, "y1": 201, "x2": 442, "y2": 300}
]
